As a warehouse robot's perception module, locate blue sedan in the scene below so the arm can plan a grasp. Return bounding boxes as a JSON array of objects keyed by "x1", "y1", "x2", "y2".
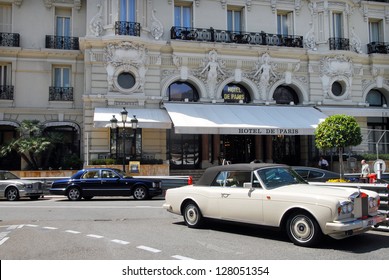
[{"x1": 50, "y1": 168, "x2": 162, "y2": 201}]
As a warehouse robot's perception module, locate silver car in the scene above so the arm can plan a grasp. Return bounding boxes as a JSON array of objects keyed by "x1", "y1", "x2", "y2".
[{"x1": 0, "y1": 170, "x2": 44, "y2": 201}]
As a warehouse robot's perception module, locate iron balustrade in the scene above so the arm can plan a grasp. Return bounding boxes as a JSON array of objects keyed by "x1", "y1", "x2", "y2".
[
  {"x1": 0, "y1": 85, "x2": 14, "y2": 100},
  {"x1": 329, "y1": 37, "x2": 350, "y2": 51},
  {"x1": 367, "y1": 42, "x2": 389, "y2": 54},
  {"x1": 0, "y1": 32, "x2": 20, "y2": 47},
  {"x1": 170, "y1": 26, "x2": 304, "y2": 48},
  {"x1": 45, "y1": 35, "x2": 79, "y2": 50},
  {"x1": 115, "y1": 21, "x2": 141, "y2": 36},
  {"x1": 49, "y1": 87, "x2": 73, "y2": 101}
]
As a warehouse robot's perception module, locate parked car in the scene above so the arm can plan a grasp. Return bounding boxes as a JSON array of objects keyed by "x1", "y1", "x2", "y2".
[
  {"x1": 0, "y1": 170, "x2": 45, "y2": 201},
  {"x1": 50, "y1": 168, "x2": 162, "y2": 201},
  {"x1": 292, "y1": 166, "x2": 340, "y2": 182},
  {"x1": 163, "y1": 163, "x2": 387, "y2": 247}
]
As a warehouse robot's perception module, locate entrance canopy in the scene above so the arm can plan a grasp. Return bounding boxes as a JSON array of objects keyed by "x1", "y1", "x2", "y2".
[
  {"x1": 93, "y1": 107, "x2": 172, "y2": 129},
  {"x1": 317, "y1": 106, "x2": 389, "y2": 117},
  {"x1": 164, "y1": 103, "x2": 327, "y2": 135}
]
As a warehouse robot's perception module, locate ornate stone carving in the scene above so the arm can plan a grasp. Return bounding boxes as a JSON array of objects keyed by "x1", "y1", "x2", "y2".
[
  {"x1": 13, "y1": 0, "x2": 23, "y2": 6},
  {"x1": 43, "y1": 0, "x2": 82, "y2": 10},
  {"x1": 271, "y1": 0, "x2": 277, "y2": 13},
  {"x1": 304, "y1": 22, "x2": 317, "y2": 51},
  {"x1": 200, "y1": 50, "x2": 226, "y2": 99},
  {"x1": 104, "y1": 42, "x2": 148, "y2": 93},
  {"x1": 253, "y1": 53, "x2": 278, "y2": 100},
  {"x1": 150, "y1": 10, "x2": 164, "y2": 40},
  {"x1": 220, "y1": 0, "x2": 226, "y2": 9},
  {"x1": 246, "y1": 0, "x2": 252, "y2": 12},
  {"x1": 89, "y1": 3, "x2": 103, "y2": 37},
  {"x1": 295, "y1": 0, "x2": 301, "y2": 15},
  {"x1": 350, "y1": 27, "x2": 362, "y2": 54}
]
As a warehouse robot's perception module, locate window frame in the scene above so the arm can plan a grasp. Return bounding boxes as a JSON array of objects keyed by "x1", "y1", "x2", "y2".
[
  {"x1": 119, "y1": 0, "x2": 136, "y2": 22},
  {"x1": 227, "y1": 6, "x2": 243, "y2": 32},
  {"x1": 174, "y1": 1, "x2": 193, "y2": 28},
  {"x1": 53, "y1": 66, "x2": 71, "y2": 88},
  {"x1": 0, "y1": 4, "x2": 12, "y2": 33},
  {"x1": 277, "y1": 10, "x2": 294, "y2": 36},
  {"x1": 0, "y1": 63, "x2": 12, "y2": 86}
]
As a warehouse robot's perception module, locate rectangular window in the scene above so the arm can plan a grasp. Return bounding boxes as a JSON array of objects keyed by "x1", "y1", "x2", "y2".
[
  {"x1": 0, "y1": 4, "x2": 12, "y2": 33},
  {"x1": 0, "y1": 64, "x2": 11, "y2": 85},
  {"x1": 120, "y1": 0, "x2": 136, "y2": 22},
  {"x1": 106, "y1": 0, "x2": 113, "y2": 25},
  {"x1": 55, "y1": 8, "x2": 71, "y2": 36},
  {"x1": 332, "y1": 12, "x2": 343, "y2": 38},
  {"x1": 369, "y1": 19, "x2": 383, "y2": 43},
  {"x1": 227, "y1": 7, "x2": 242, "y2": 32},
  {"x1": 277, "y1": 11, "x2": 293, "y2": 36},
  {"x1": 174, "y1": 3, "x2": 192, "y2": 28},
  {"x1": 53, "y1": 67, "x2": 71, "y2": 87}
]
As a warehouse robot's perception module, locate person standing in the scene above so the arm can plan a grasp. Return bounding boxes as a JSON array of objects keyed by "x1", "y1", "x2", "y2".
[
  {"x1": 360, "y1": 159, "x2": 370, "y2": 183},
  {"x1": 318, "y1": 156, "x2": 329, "y2": 170}
]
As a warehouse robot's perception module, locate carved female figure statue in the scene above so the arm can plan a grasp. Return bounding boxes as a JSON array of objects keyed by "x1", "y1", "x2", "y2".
[
  {"x1": 254, "y1": 53, "x2": 276, "y2": 100},
  {"x1": 201, "y1": 50, "x2": 225, "y2": 99}
]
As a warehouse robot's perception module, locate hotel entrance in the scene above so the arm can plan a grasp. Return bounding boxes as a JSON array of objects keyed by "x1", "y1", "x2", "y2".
[{"x1": 221, "y1": 135, "x2": 255, "y2": 164}]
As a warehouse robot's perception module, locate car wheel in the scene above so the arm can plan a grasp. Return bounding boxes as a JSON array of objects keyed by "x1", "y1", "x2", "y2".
[
  {"x1": 133, "y1": 186, "x2": 148, "y2": 200},
  {"x1": 67, "y1": 187, "x2": 82, "y2": 201},
  {"x1": 183, "y1": 202, "x2": 203, "y2": 228},
  {"x1": 286, "y1": 212, "x2": 322, "y2": 247},
  {"x1": 6, "y1": 187, "x2": 19, "y2": 201}
]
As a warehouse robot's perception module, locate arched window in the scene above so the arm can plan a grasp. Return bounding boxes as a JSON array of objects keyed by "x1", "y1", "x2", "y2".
[
  {"x1": 367, "y1": 89, "x2": 387, "y2": 106},
  {"x1": 273, "y1": 86, "x2": 299, "y2": 104},
  {"x1": 222, "y1": 83, "x2": 251, "y2": 103},
  {"x1": 167, "y1": 82, "x2": 199, "y2": 101}
]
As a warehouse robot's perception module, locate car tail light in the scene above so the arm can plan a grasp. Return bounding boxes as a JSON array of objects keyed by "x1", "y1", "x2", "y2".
[{"x1": 188, "y1": 176, "x2": 193, "y2": 185}]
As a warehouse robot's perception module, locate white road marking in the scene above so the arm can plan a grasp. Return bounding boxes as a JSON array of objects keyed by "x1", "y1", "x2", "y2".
[
  {"x1": 42, "y1": 227, "x2": 58, "y2": 230},
  {"x1": 25, "y1": 224, "x2": 39, "y2": 227},
  {"x1": 7, "y1": 225, "x2": 19, "y2": 230},
  {"x1": 86, "y1": 234, "x2": 104, "y2": 239},
  {"x1": 171, "y1": 255, "x2": 195, "y2": 260},
  {"x1": 64, "y1": 230, "x2": 81, "y2": 234},
  {"x1": 0, "y1": 237, "x2": 9, "y2": 246},
  {"x1": 111, "y1": 239, "x2": 130, "y2": 245},
  {"x1": 137, "y1": 245, "x2": 161, "y2": 253}
]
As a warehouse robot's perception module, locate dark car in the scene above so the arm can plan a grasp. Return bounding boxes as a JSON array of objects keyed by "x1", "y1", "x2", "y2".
[
  {"x1": 292, "y1": 166, "x2": 340, "y2": 182},
  {"x1": 49, "y1": 168, "x2": 162, "y2": 201},
  {"x1": 0, "y1": 170, "x2": 45, "y2": 201}
]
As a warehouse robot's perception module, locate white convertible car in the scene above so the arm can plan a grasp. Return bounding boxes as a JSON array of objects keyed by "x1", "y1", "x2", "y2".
[{"x1": 163, "y1": 163, "x2": 388, "y2": 247}]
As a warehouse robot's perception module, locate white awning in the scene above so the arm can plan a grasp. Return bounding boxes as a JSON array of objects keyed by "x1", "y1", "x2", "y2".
[
  {"x1": 317, "y1": 106, "x2": 389, "y2": 117},
  {"x1": 164, "y1": 103, "x2": 327, "y2": 135},
  {"x1": 93, "y1": 107, "x2": 172, "y2": 129}
]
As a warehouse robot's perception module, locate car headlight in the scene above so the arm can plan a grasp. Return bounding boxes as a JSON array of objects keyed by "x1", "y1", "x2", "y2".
[{"x1": 338, "y1": 201, "x2": 353, "y2": 215}]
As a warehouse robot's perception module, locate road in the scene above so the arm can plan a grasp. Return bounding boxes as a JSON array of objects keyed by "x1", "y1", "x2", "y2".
[{"x1": 1, "y1": 196, "x2": 389, "y2": 260}]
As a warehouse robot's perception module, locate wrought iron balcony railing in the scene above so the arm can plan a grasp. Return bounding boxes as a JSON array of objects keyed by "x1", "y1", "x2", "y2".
[
  {"x1": 0, "y1": 85, "x2": 14, "y2": 100},
  {"x1": 170, "y1": 26, "x2": 304, "y2": 48},
  {"x1": 45, "y1": 35, "x2": 79, "y2": 50},
  {"x1": 115, "y1": 21, "x2": 141, "y2": 36},
  {"x1": 367, "y1": 42, "x2": 389, "y2": 54},
  {"x1": 49, "y1": 87, "x2": 73, "y2": 101},
  {"x1": 0, "y1": 32, "x2": 20, "y2": 47},
  {"x1": 329, "y1": 37, "x2": 350, "y2": 51}
]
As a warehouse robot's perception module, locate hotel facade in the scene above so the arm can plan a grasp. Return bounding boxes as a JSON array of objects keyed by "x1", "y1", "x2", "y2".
[{"x1": 1, "y1": 0, "x2": 389, "y2": 172}]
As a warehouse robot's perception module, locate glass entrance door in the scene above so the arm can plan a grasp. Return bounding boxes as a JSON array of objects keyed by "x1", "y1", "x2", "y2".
[{"x1": 221, "y1": 135, "x2": 255, "y2": 164}]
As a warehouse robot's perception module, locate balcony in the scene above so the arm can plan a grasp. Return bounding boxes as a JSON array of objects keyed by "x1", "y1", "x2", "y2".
[
  {"x1": 115, "y1": 21, "x2": 141, "y2": 36},
  {"x1": 45, "y1": 35, "x2": 79, "y2": 50},
  {"x1": 0, "y1": 32, "x2": 20, "y2": 47},
  {"x1": 0, "y1": 85, "x2": 14, "y2": 100},
  {"x1": 49, "y1": 87, "x2": 73, "y2": 101},
  {"x1": 170, "y1": 26, "x2": 303, "y2": 48},
  {"x1": 329, "y1": 37, "x2": 350, "y2": 51},
  {"x1": 367, "y1": 42, "x2": 389, "y2": 54}
]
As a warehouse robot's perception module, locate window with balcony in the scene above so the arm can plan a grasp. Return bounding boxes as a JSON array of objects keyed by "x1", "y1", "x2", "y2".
[
  {"x1": 174, "y1": 2, "x2": 192, "y2": 28},
  {"x1": 367, "y1": 19, "x2": 387, "y2": 54},
  {"x1": 46, "y1": 7, "x2": 78, "y2": 50},
  {"x1": 50, "y1": 66, "x2": 73, "y2": 101},
  {"x1": 277, "y1": 11, "x2": 293, "y2": 36},
  {"x1": 116, "y1": 0, "x2": 140, "y2": 36},
  {"x1": 0, "y1": 4, "x2": 19, "y2": 47},
  {"x1": 227, "y1": 7, "x2": 243, "y2": 32},
  {"x1": 56, "y1": 8, "x2": 71, "y2": 37},
  {"x1": 329, "y1": 12, "x2": 349, "y2": 50},
  {"x1": 0, "y1": 63, "x2": 13, "y2": 100}
]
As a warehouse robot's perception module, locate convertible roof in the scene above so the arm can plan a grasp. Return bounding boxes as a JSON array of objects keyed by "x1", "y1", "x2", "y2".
[{"x1": 196, "y1": 163, "x2": 288, "y2": 185}]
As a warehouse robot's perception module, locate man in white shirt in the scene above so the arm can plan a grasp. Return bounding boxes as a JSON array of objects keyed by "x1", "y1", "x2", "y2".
[{"x1": 318, "y1": 156, "x2": 329, "y2": 170}]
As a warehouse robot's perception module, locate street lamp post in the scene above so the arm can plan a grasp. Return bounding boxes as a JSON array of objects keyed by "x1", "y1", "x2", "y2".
[{"x1": 130, "y1": 115, "x2": 138, "y2": 160}]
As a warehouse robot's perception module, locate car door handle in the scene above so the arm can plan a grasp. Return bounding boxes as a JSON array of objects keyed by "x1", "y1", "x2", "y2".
[{"x1": 221, "y1": 193, "x2": 230, "y2": 198}]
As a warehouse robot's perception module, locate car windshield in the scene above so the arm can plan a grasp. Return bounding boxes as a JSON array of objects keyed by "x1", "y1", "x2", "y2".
[
  {"x1": 256, "y1": 167, "x2": 306, "y2": 189},
  {"x1": 0, "y1": 171, "x2": 20, "y2": 180}
]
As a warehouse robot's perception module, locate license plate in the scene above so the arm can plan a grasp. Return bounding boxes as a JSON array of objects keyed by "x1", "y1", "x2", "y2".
[{"x1": 367, "y1": 220, "x2": 374, "y2": 226}]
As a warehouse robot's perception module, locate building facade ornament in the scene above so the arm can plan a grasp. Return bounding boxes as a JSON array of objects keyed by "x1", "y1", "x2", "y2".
[
  {"x1": 304, "y1": 22, "x2": 317, "y2": 51},
  {"x1": 220, "y1": 0, "x2": 227, "y2": 9},
  {"x1": 89, "y1": 3, "x2": 103, "y2": 37},
  {"x1": 271, "y1": 0, "x2": 277, "y2": 13},
  {"x1": 150, "y1": 10, "x2": 164, "y2": 40},
  {"x1": 43, "y1": 0, "x2": 81, "y2": 10},
  {"x1": 253, "y1": 53, "x2": 277, "y2": 100},
  {"x1": 104, "y1": 42, "x2": 148, "y2": 93},
  {"x1": 13, "y1": 0, "x2": 23, "y2": 6},
  {"x1": 200, "y1": 50, "x2": 226, "y2": 100},
  {"x1": 246, "y1": 0, "x2": 252, "y2": 12},
  {"x1": 350, "y1": 27, "x2": 362, "y2": 54},
  {"x1": 295, "y1": 0, "x2": 301, "y2": 15}
]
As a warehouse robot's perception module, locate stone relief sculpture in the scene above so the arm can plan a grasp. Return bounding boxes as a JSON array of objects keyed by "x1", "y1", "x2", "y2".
[
  {"x1": 350, "y1": 27, "x2": 362, "y2": 54},
  {"x1": 200, "y1": 50, "x2": 226, "y2": 99},
  {"x1": 150, "y1": 9, "x2": 164, "y2": 40},
  {"x1": 304, "y1": 23, "x2": 317, "y2": 51},
  {"x1": 89, "y1": 3, "x2": 103, "y2": 37},
  {"x1": 254, "y1": 53, "x2": 277, "y2": 100},
  {"x1": 104, "y1": 42, "x2": 148, "y2": 93}
]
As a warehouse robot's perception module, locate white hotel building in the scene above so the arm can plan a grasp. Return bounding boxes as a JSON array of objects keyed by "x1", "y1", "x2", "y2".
[{"x1": 0, "y1": 0, "x2": 388, "y2": 171}]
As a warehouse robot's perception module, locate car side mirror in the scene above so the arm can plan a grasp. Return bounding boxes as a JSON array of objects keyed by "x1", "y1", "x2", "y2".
[{"x1": 243, "y1": 182, "x2": 252, "y2": 189}]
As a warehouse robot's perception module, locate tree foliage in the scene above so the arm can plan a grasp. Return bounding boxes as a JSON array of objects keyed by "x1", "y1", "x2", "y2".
[
  {"x1": 315, "y1": 114, "x2": 362, "y2": 178},
  {"x1": 0, "y1": 120, "x2": 52, "y2": 170}
]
